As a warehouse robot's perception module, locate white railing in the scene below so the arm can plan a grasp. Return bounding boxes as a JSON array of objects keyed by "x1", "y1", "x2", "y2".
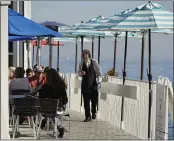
[
  {"x1": 157, "y1": 76, "x2": 173, "y2": 123},
  {"x1": 62, "y1": 73, "x2": 169, "y2": 140}
]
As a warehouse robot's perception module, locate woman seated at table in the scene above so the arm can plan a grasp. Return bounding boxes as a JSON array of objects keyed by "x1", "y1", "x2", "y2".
[
  {"x1": 39, "y1": 68, "x2": 68, "y2": 138},
  {"x1": 9, "y1": 67, "x2": 31, "y2": 124},
  {"x1": 9, "y1": 67, "x2": 31, "y2": 97}
]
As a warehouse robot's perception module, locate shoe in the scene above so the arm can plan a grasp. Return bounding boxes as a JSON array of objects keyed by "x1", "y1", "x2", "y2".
[
  {"x1": 92, "y1": 113, "x2": 96, "y2": 120},
  {"x1": 58, "y1": 127, "x2": 64, "y2": 138},
  {"x1": 84, "y1": 117, "x2": 92, "y2": 122}
]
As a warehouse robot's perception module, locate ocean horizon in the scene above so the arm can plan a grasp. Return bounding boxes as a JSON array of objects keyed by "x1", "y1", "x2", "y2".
[{"x1": 40, "y1": 58, "x2": 173, "y2": 82}]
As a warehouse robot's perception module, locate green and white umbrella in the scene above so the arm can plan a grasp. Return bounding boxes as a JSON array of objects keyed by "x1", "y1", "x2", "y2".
[
  {"x1": 53, "y1": 37, "x2": 92, "y2": 42},
  {"x1": 100, "y1": 2, "x2": 173, "y2": 137},
  {"x1": 110, "y1": 2, "x2": 173, "y2": 31},
  {"x1": 94, "y1": 9, "x2": 132, "y2": 30}
]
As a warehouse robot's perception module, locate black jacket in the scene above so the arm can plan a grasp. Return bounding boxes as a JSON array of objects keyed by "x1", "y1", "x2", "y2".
[{"x1": 39, "y1": 84, "x2": 68, "y2": 106}]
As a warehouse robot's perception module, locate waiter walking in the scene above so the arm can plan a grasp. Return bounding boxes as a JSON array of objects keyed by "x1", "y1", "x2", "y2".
[{"x1": 78, "y1": 49, "x2": 102, "y2": 122}]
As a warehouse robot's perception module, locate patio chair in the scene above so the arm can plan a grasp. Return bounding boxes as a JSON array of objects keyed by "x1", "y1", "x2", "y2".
[
  {"x1": 9, "y1": 90, "x2": 31, "y2": 131},
  {"x1": 36, "y1": 98, "x2": 59, "y2": 139},
  {"x1": 12, "y1": 97, "x2": 38, "y2": 139}
]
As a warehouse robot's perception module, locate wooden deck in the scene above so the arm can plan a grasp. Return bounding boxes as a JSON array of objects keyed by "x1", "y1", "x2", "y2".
[{"x1": 10, "y1": 110, "x2": 139, "y2": 140}]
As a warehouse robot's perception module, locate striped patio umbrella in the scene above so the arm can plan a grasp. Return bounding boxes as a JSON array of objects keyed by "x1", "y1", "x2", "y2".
[
  {"x1": 110, "y1": 2, "x2": 173, "y2": 31},
  {"x1": 94, "y1": 9, "x2": 132, "y2": 30},
  {"x1": 90, "y1": 10, "x2": 138, "y2": 74},
  {"x1": 60, "y1": 28, "x2": 105, "y2": 38},
  {"x1": 62, "y1": 26, "x2": 106, "y2": 72},
  {"x1": 105, "y1": 2, "x2": 173, "y2": 138},
  {"x1": 108, "y1": 2, "x2": 173, "y2": 81},
  {"x1": 54, "y1": 37, "x2": 92, "y2": 43},
  {"x1": 72, "y1": 15, "x2": 105, "y2": 29},
  {"x1": 60, "y1": 28, "x2": 105, "y2": 73},
  {"x1": 71, "y1": 15, "x2": 141, "y2": 113}
]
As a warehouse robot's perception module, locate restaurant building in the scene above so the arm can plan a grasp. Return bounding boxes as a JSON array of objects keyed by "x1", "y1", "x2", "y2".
[{"x1": 8, "y1": 1, "x2": 32, "y2": 69}]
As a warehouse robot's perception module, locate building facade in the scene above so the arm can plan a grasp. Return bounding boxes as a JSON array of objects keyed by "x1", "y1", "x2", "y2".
[{"x1": 8, "y1": 1, "x2": 32, "y2": 69}]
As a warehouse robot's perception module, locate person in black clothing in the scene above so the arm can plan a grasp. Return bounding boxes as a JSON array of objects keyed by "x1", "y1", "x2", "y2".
[
  {"x1": 78, "y1": 49, "x2": 102, "y2": 122},
  {"x1": 39, "y1": 68, "x2": 68, "y2": 138}
]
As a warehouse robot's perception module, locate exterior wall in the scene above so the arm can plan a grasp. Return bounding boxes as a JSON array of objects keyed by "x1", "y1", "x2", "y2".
[
  {"x1": 8, "y1": 1, "x2": 32, "y2": 69},
  {"x1": 0, "y1": 1, "x2": 11, "y2": 139}
]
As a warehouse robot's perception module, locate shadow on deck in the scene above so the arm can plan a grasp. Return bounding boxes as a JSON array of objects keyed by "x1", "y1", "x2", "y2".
[{"x1": 10, "y1": 110, "x2": 139, "y2": 140}]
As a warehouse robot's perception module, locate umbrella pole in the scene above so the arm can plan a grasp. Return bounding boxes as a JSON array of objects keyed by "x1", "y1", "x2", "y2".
[
  {"x1": 113, "y1": 34, "x2": 118, "y2": 75},
  {"x1": 57, "y1": 26, "x2": 59, "y2": 70},
  {"x1": 92, "y1": 36, "x2": 94, "y2": 58},
  {"x1": 48, "y1": 37, "x2": 53, "y2": 68},
  {"x1": 32, "y1": 45, "x2": 35, "y2": 67},
  {"x1": 120, "y1": 31, "x2": 128, "y2": 129},
  {"x1": 96, "y1": 36, "x2": 101, "y2": 112},
  {"x1": 26, "y1": 40, "x2": 30, "y2": 68},
  {"x1": 140, "y1": 35, "x2": 145, "y2": 80},
  {"x1": 147, "y1": 29, "x2": 152, "y2": 140},
  {"x1": 57, "y1": 41, "x2": 60, "y2": 70},
  {"x1": 81, "y1": 36, "x2": 84, "y2": 59},
  {"x1": 98, "y1": 36, "x2": 101, "y2": 64},
  {"x1": 80, "y1": 36, "x2": 84, "y2": 107},
  {"x1": 36, "y1": 38, "x2": 41, "y2": 66},
  {"x1": 140, "y1": 31, "x2": 147, "y2": 80},
  {"x1": 75, "y1": 36, "x2": 78, "y2": 73}
]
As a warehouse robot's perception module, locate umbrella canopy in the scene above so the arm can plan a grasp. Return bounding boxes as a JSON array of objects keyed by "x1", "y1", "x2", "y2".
[
  {"x1": 110, "y1": 1, "x2": 173, "y2": 31},
  {"x1": 71, "y1": 29, "x2": 105, "y2": 37},
  {"x1": 72, "y1": 15, "x2": 105, "y2": 29},
  {"x1": 71, "y1": 11, "x2": 141, "y2": 38},
  {"x1": 54, "y1": 37, "x2": 92, "y2": 42},
  {"x1": 93, "y1": 9, "x2": 132, "y2": 30},
  {"x1": 8, "y1": 8, "x2": 63, "y2": 37},
  {"x1": 71, "y1": 16, "x2": 106, "y2": 37},
  {"x1": 40, "y1": 21, "x2": 71, "y2": 30},
  {"x1": 152, "y1": 29, "x2": 173, "y2": 34},
  {"x1": 104, "y1": 31, "x2": 141, "y2": 38},
  {"x1": 60, "y1": 28, "x2": 105, "y2": 37},
  {"x1": 9, "y1": 36, "x2": 35, "y2": 41}
]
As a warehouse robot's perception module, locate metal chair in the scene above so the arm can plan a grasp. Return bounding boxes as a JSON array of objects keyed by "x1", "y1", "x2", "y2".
[
  {"x1": 9, "y1": 89, "x2": 31, "y2": 132},
  {"x1": 12, "y1": 97, "x2": 38, "y2": 139},
  {"x1": 36, "y1": 98, "x2": 59, "y2": 139}
]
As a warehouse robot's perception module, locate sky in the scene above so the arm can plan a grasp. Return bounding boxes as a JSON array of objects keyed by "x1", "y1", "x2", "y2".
[{"x1": 31, "y1": 1, "x2": 173, "y2": 62}]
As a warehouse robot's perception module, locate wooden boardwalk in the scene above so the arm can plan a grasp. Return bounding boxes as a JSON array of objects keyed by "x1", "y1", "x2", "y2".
[{"x1": 10, "y1": 110, "x2": 139, "y2": 140}]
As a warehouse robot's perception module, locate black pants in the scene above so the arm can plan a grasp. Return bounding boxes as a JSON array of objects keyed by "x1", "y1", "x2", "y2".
[{"x1": 82, "y1": 88, "x2": 98, "y2": 118}]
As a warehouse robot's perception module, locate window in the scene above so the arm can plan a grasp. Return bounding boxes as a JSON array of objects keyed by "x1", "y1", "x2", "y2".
[
  {"x1": 9, "y1": 55, "x2": 13, "y2": 67},
  {"x1": 9, "y1": 42, "x2": 13, "y2": 53},
  {"x1": 19, "y1": 1, "x2": 24, "y2": 16}
]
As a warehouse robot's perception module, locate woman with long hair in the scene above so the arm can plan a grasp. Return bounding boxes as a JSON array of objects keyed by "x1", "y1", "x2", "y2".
[
  {"x1": 39, "y1": 68, "x2": 68, "y2": 138},
  {"x1": 39, "y1": 68, "x2": 67, "y2": 99}
]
